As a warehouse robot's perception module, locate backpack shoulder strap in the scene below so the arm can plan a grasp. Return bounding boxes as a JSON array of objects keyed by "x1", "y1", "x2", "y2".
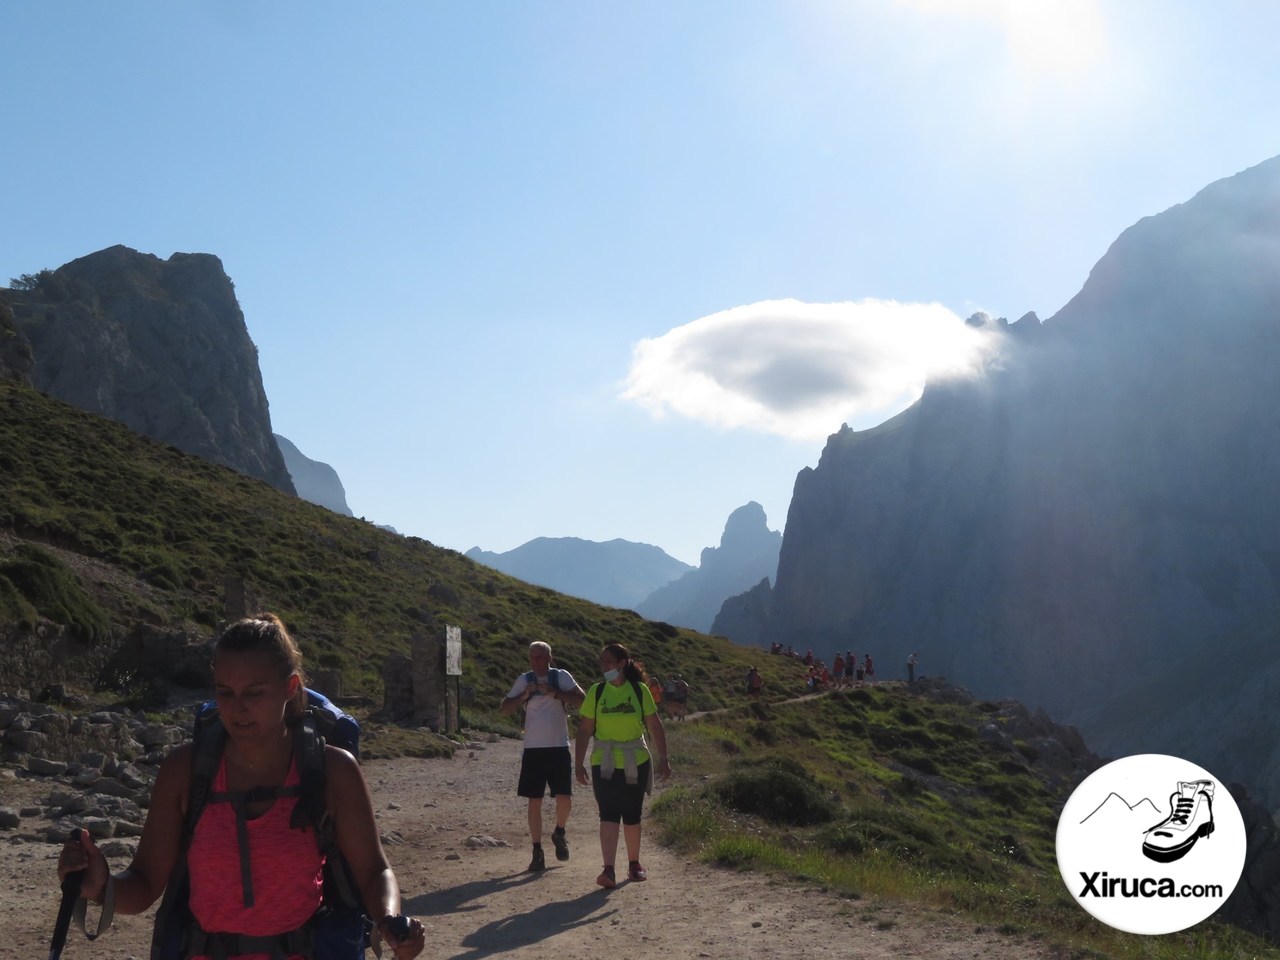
[
  {"x1": 187, "y1": 715, "x2": 228, "y2": 836},
  {"x1": 149, "y1": 711, "x2": 225, "y2": 960},
  {"x1": 290, "y1": 710, "x2": 330, "y2": 835},
  {"x1": 590, "y1": 678, "x2": 649, "y2": 717}
]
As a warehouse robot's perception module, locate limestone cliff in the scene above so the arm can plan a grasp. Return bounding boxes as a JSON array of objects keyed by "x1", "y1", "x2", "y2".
[
  {"x1": 759, "y1": 155, "x2": 1280, "y2": 804},
  {"x1": 5, "y1": 246, "x2": 294, "y2": 494}
]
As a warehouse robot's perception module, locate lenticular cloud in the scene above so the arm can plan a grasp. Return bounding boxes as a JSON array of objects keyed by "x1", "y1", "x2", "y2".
[{"x1": 622, "y1": 298, "x2": 999, "y2": 441}]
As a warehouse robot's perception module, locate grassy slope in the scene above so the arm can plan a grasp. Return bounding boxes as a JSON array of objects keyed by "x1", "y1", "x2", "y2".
[
  {"x1": 653, "y1": 686, "x2": 1280, "y2": 960},
  {"x1": 0, "y1": 378, "x2": 796, "y2": 719}
]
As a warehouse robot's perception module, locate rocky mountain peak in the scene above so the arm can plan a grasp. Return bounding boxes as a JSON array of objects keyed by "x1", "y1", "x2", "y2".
[
  {"x1": 640, "y1": 502, "x2": 782, "y2": 634},
  {"x1": 713, "y1": 501, "x2": 772, "y2": 558},
  {"x1": 3, "y1": 245, "x2": 294, "y2": 494}
]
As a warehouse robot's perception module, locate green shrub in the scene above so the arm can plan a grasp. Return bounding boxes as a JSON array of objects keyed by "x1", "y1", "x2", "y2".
[
  {"x1": 714, "y1": 755, "x2": 838, "y2": 826},
  {"x1": 1, "y1": 545, "x2": 110, "y2": 641}
]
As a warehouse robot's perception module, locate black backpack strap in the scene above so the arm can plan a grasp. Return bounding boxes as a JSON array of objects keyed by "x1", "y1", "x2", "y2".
[
  {"x1": 290, "y1": 711, "x2": 329, "y2": 836},
  {"x1": 150, "y1": 714, "x2": 227, "y2": 960},
  {"x1": 590, "y1": 679, "x2": 649, "y2": 718},
  {"x1": 187, "y1": 717, "x2": 228, "y2": 835},
  {"x1": 188, "y1": 923, "x2": 314, "y2": 960},
  {"x1": 205, "y1": 783, "x2": 304, "y2": 908},
  {"x1": 288, "y1": 710, "x2": 366, "y2": 916}
]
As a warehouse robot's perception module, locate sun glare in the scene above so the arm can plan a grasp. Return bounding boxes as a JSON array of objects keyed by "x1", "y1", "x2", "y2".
[{"x1": 896, "y1": 0, "x2": 1105, "y2": 74}]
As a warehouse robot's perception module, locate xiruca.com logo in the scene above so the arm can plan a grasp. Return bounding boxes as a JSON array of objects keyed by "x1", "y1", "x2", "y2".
[{"x1": 1056, "y1": 754, "x2": 1246, "y2": 935}]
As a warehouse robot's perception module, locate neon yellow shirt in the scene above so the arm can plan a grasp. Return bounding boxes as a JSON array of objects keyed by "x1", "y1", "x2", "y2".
[{"x1": 580, "y1": 679, "x2": 657, "y2": 768}]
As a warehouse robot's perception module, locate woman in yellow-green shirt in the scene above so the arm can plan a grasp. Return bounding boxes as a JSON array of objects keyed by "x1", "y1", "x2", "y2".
[{"x1": 574, "y1": 642, "x2": 672, "y2": 889}]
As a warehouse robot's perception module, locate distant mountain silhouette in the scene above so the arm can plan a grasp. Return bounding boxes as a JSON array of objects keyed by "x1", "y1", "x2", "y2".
[
  {"x1": 465, "y1": 538, "x2": 692, "y2": 609},
  {"x1": 275, "y1": 434, "x2": 353, "y2": 516},
  {"x1": 732, "y1": 154, "x2": 1280, "y2": 804},
  {"x1": 637, "y1": 502, "x2": 782, "y2": 633}
]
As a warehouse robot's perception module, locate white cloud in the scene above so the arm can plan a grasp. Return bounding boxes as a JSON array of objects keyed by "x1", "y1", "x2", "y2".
[{"x1": 622, "y1": 298, "x2": 1001, "y2": 442}]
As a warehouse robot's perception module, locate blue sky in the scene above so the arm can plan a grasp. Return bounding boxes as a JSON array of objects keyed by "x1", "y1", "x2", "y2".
[{"x1": 4, "y1": 2, "x2": 1279, "y2": 565}]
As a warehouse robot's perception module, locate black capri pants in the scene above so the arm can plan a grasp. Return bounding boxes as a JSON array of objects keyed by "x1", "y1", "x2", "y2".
[{"x1": 591, "y1": 761, "x2": 651, "y2": 825}]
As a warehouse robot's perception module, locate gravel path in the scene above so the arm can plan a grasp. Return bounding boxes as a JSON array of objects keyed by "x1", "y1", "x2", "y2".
[{"x1": 1, "y1": 736, "x2": 1062, "y2": 960}]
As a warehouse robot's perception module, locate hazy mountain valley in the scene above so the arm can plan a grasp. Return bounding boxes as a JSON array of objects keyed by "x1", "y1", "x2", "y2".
[{"x1": 4, "y1": 157, "x2": 1280, "y2": 812}]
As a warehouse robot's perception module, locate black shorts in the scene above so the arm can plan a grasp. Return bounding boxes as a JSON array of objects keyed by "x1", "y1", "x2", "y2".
[
  {"x1": 517, "y1": 746, "x2": 573, "y2": 799},
  {"x1": 591, "y1": 762, "x2": 650, "y2": 825}
]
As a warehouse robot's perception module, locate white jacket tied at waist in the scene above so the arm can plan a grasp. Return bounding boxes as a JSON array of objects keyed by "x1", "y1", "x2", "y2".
[{"x1": 595, "y1": 735, "x2": 653, "y2": 794}]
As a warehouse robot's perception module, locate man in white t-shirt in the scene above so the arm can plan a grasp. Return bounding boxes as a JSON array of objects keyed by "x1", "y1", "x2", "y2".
[{"x1": 500, "y1": 640, "x2": 587, "y2": 871}]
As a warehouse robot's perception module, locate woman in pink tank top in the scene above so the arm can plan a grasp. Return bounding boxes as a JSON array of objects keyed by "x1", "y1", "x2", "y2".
[
  {"x1": 185, "y1": 751, "x2": 324, "y2": 959},
  {"x1": 59, "y1": 614, "x2": 426, "y2": 960}
]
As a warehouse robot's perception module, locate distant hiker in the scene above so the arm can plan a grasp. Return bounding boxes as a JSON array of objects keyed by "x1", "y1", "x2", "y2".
[
  {"x1": 500, "y1": 640, "x2": 586, "y2": 872},
  {"x1": 844, "y1": 650, "x2": 855, "y2": 683},
  {"x1": 803, "y1": 649, "x2": 814, "y2": 667},
  {"x1": 667, "y1": 673, "x2": 690, "y2": 721},
  {"x1": 575, "y1": 643, "x2": 672, "y2": 889},
  {"x1": 907, "y1": 651, "x2": 919, "y2": 683},
  {"x1": 745, "y1": 666, "x2": 763, "y2": 696},
  {"x1": 832, "y1": 653, "x2": 845, "y2": 687},
  {"x1": 57, "y1": 613, "x2": 426, "y2": 960},
  {"x1": 863, "y1": 654, "x2": 875, "y2": 683},
  {"x1": 855, "y1": 656, "x2": 864, "y2": 682},
  {"x1": 647, "y1": 673, "x2": 664, "y2": 709}
]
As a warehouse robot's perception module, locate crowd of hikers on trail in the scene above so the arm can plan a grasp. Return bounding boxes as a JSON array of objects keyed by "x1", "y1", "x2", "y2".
[{"x1": 764, "y1": 643, "x2": 921, "y2": 692}]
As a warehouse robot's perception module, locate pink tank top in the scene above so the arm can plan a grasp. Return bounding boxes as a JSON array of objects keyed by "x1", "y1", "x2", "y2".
[{"x1": 188, "y1": 755, "x2": 325, "y2": 960}]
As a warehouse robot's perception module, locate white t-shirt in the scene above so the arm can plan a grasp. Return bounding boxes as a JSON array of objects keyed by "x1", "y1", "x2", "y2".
[{"x1": 507, "y1": 668, "x2": 577, "y2": 749}]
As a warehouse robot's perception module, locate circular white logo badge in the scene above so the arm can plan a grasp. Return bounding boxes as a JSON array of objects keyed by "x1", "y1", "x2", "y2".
[{"x1": 1056, "y1": 754, "x2": 1246, "y2": 935}]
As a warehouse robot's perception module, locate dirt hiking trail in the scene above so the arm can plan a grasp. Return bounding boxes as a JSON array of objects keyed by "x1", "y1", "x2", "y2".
[{"x1": 2, "y1": 736, "x2": 1063, "y2": 960}]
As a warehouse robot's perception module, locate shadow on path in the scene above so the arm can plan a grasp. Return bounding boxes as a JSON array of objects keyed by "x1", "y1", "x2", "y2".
[
  {"x1": 404, "y1": 870, "x2": 542, "y2": 917},
  {"x1": 436, "y1": 887, "x2": 618, "y2": 960}
]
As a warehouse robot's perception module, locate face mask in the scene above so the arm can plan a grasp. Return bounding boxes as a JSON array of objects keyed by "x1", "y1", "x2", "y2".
[{"x1": 603, "y1": 668, "x2": 621, "y2": 683}]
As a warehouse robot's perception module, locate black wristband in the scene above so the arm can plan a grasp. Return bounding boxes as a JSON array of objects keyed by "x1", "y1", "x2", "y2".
[{"x1": 381, "y1": 914, "x2": 412, "y2": 940}]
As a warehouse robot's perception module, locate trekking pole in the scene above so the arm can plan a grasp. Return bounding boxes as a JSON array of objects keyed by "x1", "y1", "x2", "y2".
[{"x1": 48, "y1": 828, "x2": 84, "y2": 960}]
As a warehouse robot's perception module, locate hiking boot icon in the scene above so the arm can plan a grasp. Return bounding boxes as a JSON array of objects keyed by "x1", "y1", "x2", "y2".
[{"x1": 1142, "y1": 780, "x2": 1215, "y2": 863}]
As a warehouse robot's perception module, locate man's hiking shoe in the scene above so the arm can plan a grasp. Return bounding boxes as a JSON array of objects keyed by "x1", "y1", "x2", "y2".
[
  {"x1": 528, "y1": 845, "x2": 546, "y2": 872},
  {"x1": 1143, "y1": 780, "x2": 1215, "y2": 863},
  {"x1": 628, "y1": 861, "x2": 647, "y2": 882},
  {"x1": 596, "y1": 865, "x2": 616, "y2": 889},
  {"x1": 552, "y1": 827, "x2": 570, "y2": 862}
]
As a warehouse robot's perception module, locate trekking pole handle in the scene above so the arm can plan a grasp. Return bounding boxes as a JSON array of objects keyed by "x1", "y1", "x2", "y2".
[{"x1": 48, "y1": 829, "x2": 85, "y2": 960}]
